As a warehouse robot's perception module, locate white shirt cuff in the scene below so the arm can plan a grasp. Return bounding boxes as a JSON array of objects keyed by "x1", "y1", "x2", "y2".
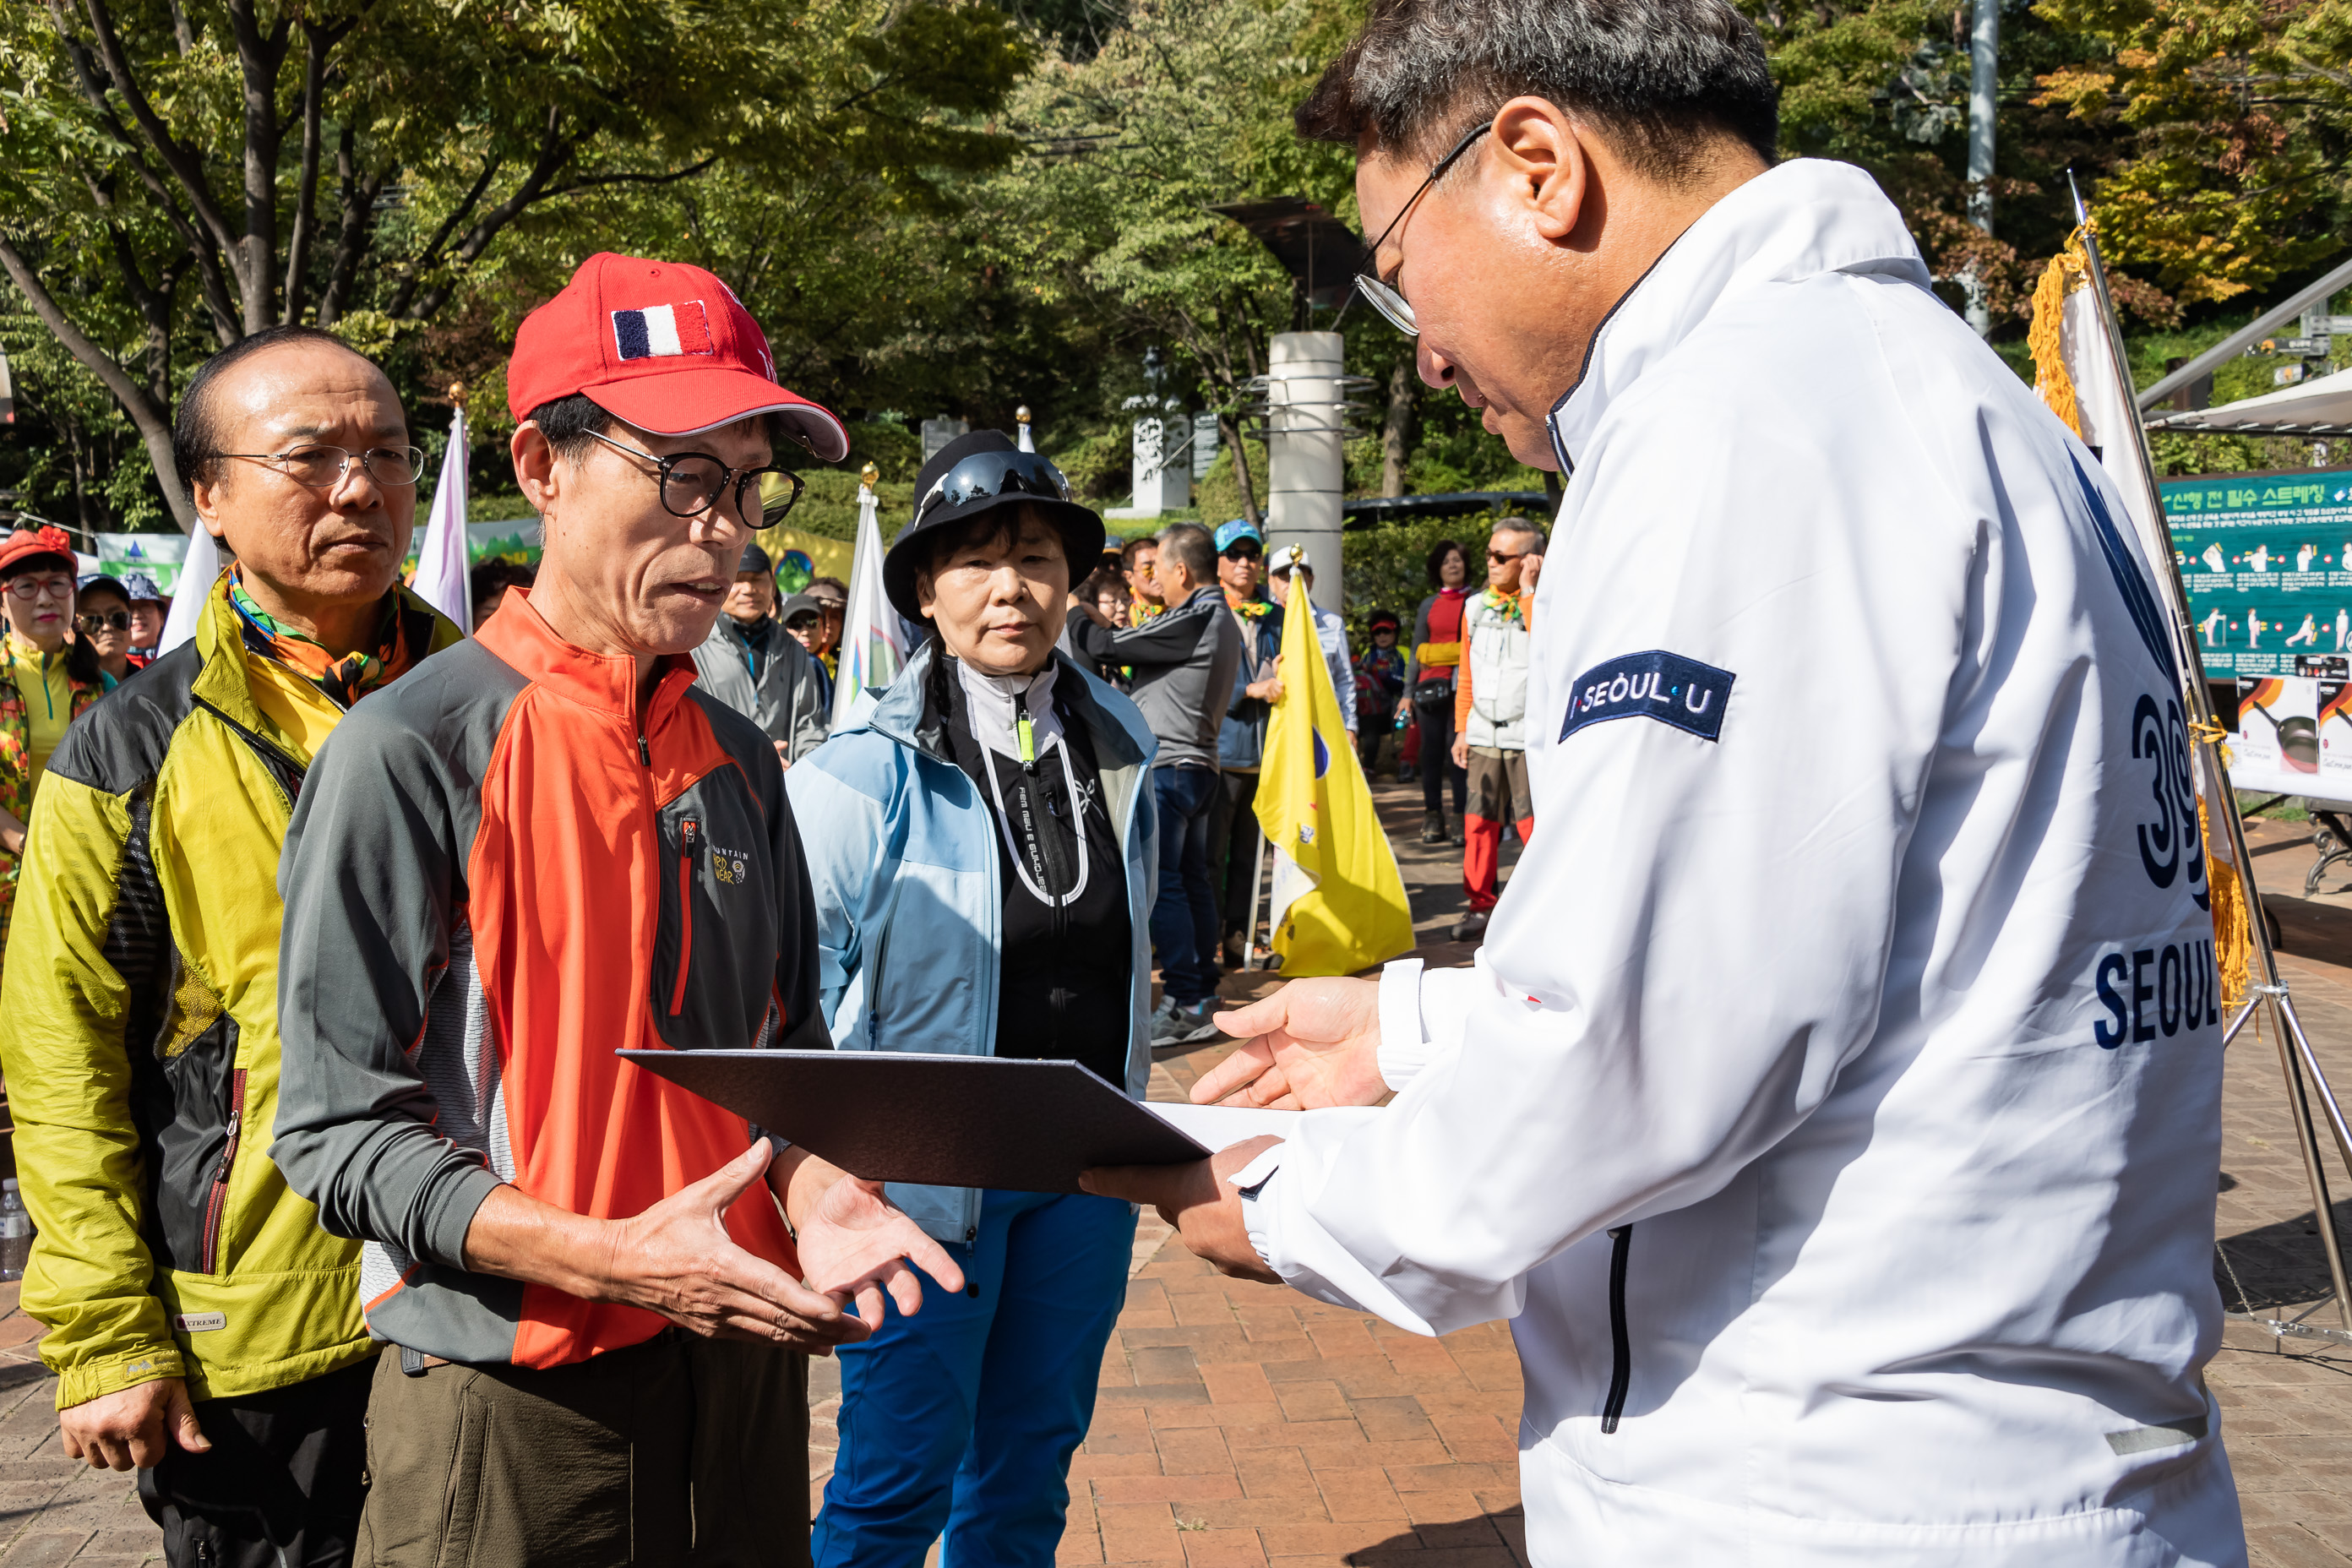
[{"x1": 1378, "y1": 957, "x2": 1482, "y2": 1090}]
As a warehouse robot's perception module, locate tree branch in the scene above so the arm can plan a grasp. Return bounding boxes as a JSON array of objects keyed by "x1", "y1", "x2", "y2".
[
  {"x1": 541, "y1": 152, "x2": 721, "y2": 200},
  {"x1": 73, "y1": 0, "x2": 242, "y2": 272},
  {"x1": 318, "y1": 126, "x2": 385, "y2": 328},
  {"x1": 400, "y1": 109, "x2": 576, "y2": 321},
  {"x1": 0, "y1": 238, "x2": 197, "y2": 533},
  {"x1": 225, "y1": 0, "x2": 292, "y2": 330},
  {"x1": 283, "y1": 17, "x2": 353, "y2": 324}
]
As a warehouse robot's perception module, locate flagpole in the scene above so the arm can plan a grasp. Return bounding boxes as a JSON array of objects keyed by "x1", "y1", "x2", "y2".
[{"x1": 2072, "y1": 175, "x2": 2352, "y2": 1337}]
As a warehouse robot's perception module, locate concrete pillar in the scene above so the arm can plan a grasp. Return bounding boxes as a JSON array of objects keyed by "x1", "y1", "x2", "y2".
[
  {"x1": 1129, "y1": 416, "x2": 1190, "y2": 514},
  {"x1": 1266, "y1": 331, "x2": 1345, "y2": 614}
]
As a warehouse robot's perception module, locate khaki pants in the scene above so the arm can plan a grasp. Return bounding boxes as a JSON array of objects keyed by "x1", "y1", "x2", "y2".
[{"x1": 358, "y1": 1331, "x2": 810, "y2": 1568}]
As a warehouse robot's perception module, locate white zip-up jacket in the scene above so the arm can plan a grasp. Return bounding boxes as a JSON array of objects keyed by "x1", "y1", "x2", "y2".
[{"x1": 1233, "y1": 160, "x2": 2243, "y2": 1565}]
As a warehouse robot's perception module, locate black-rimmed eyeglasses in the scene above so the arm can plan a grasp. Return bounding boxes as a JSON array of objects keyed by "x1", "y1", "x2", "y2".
[
  {"x1": 1353, "y1": 121, "x2": 1489, "y2": 337},
  {"x1": 584, "y1": 429, "x2": 804, "y2": 529}
]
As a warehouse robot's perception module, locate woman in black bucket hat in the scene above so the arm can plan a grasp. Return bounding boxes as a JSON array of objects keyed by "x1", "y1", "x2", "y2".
[{"x1": 787, "y1": 429, "x2": 1157, "y2": 1567}]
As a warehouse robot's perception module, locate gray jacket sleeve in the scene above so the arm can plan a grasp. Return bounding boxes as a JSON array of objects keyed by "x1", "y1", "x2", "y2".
[
  {"x1": 271, "y1": 688, "x2": 503, "y2": 1271},
  {"x1": 780, "y1": 637, "x2": 830, "y2": 763}
]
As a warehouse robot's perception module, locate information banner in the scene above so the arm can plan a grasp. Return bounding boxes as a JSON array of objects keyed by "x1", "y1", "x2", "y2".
[
  {"x1": 2162, "y1": 469, "x2": 2352, "y2": 678},
  {"x1": 92, "y1": 532, "x2": 188, "y2": 593}
]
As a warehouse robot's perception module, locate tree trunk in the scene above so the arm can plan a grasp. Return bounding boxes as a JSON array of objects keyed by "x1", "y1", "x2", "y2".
[
  {"x1": 0, "y1": 238, "x2": 198, "y2": 533},
  {"x1": 1380, "y1": 358, "x2": 1416, "y2": 497},
  {"x1": 1219, "y1": 413, "x2": 1260, "y2": 526}
]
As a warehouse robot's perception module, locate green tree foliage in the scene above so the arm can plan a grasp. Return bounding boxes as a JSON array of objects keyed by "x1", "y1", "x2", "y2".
[
  {"x1": 2031, "y1": 0, "x2": 2352, "y2": 306},
  {"x1": 0, "y1": 0, "x2": 1030, "y2": 529}
]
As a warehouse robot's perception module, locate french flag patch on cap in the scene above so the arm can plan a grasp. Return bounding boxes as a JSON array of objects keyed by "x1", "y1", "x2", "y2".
[{"x1": 612, "y1": 301, "x2": 715, "y2": 362}]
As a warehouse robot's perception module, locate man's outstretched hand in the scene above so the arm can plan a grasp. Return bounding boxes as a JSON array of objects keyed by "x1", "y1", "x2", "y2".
[
  {"x1": 1195, "y1": 977, "x2": 1388, "y2": 1110},
  {"x1": 467, "y1": 1142, "x2": 869, "y2": 1354},
  {"x1": 785, "y1": 1160, "x2": 967, "y2": 1330},
  {"x1": 1083, "y1": 1135, "x2": 1282, "y2": 1282}
]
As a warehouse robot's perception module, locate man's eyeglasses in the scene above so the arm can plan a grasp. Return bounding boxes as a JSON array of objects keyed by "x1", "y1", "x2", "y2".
[
  {"x1": 77, "y1": 611, "x2": 131, "y2": 632},
  {"x1": 1488, "y1": 547, "x2": 1534, "y2": 564},
  {"x1": 3, "y1": 574, "x2": 75, "y2": 601},
  {"x1": 1221, "y1": 544, "x2": 1263, "y2": 563},
  {"x1": 216, "y1": 444, "x2": 426, "y2": 488},
  {"x1": 1353, "y1": 120, "x2": 1489, "y2": 338},
  {"x1": 584, "y1": 429, "x2": 803, "y2": 528}
]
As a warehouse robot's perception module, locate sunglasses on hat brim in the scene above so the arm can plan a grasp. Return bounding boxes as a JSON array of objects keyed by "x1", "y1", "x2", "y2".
[{"x1": 917, "y1": 450, "x2": 1073, "y2": 525}]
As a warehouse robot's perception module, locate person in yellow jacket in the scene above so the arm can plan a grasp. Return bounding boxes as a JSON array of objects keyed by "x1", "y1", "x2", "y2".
[
  {"x1": 0, "y1": 325, "x2": 457, "y2": 1568},
  {"x1": 0, "y1": 525, "x2": 110, "y2": 950}
]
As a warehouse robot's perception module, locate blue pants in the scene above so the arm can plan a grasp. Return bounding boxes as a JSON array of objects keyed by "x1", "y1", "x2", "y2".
[
  {"x1": 812, "y1": 1190, "x2": 1136, "y2": 1568},
  {"x1": 1149, "y1": 765, "x2": 1221, "y2": 1005}
]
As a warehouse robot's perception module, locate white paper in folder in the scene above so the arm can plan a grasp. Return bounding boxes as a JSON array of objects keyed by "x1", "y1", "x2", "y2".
[{"x1": 1141, "y1": 1100, "x2": 1300, "y2": 1150}]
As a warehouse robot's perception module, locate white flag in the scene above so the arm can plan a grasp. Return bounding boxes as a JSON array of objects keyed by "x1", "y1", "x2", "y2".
[
  {"x1": 831, "y1": 471, "x2": 906, "y2": 727},
  {"x1": 156, "y1": 523, "x2": 222, "y2": 656},
  {"x1": 411, "y1": 408, "x2": 471, "y2": 633}
]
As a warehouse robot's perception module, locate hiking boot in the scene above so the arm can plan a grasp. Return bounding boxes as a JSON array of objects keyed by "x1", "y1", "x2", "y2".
[
  {"x1": 1421, "y1": 809, "x2": 1449, "y2": 845},
  {"x1": 1451, "y1": 911, "x2": 1489, "y2": 943},
  {"x1": 1152, "y1": 999, "x2": 1224, "y2": 1047}
]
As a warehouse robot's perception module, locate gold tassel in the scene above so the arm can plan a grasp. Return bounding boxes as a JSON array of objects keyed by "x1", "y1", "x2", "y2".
[
  {"x1": 2199, "y1": 792, "x2": 2254, "y2": 1014},
  {"x1": 2028, "y1": 228, "x2": 2092, "y2": 440}
]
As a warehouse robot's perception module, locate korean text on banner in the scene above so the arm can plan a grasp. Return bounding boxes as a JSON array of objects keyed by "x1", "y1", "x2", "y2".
[{"x1": 1253, "y1": 594, "x2": 1414, "y2": 976}]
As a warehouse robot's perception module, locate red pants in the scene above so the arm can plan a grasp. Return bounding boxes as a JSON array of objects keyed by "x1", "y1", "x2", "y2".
[{"x1": 1462, "y1": 746, "x2": 1533, "y2": 911}]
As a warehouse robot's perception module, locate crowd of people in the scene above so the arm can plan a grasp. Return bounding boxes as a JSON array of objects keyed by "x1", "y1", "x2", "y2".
[{"x1": 0, "y1": 231, "x2": 1535, "y2": 1568}]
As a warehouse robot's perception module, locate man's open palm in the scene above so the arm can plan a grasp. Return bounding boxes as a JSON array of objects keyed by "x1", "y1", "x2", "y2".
[
  {"x1": 795, "y1": 1175, "x2": 966, "y2": 1328},
  {"x1": 1195, "y1": 977, "x2": 1389, "y2": 1109}
]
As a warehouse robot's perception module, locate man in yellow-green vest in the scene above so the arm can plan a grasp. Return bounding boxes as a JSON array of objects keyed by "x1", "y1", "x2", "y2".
[{"x1": 0, "y1": 325, "x2": 458, "y2": 1568}]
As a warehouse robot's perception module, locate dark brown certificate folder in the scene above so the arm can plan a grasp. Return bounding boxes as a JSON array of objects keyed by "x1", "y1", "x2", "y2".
[{"x1": 618, "y1": 1049, "x2": 1212, "y2": 1194}]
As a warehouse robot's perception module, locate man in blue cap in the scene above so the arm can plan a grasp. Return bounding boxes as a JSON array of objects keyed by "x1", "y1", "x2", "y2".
[{"x1": 1206, "y1": 518, "x2": 1285, "y2": 968}]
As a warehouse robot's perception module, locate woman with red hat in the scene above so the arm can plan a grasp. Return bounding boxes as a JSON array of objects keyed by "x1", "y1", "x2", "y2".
[{"x1": 0, "y1": 525, "x2": 107, "y2": 946}]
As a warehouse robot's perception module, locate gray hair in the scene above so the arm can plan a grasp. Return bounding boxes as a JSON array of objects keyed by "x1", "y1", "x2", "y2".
[
  {"x1": 1157, "y1": 521, "x2": 1217, "y2": 585},
  {"x1": 1294, "y1": 0, "x2": 1776, "y2": 182},
  {"x1": 1494, "y1": 514, "x2": 1548, "y2": 553}
]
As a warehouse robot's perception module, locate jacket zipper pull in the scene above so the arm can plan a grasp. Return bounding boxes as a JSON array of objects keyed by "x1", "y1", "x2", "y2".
[
  {"x1": 638, "y1": 733, "x2": 651, "y2": 768},
  {"x1": 1015, "y1": 693, "x2": 1037, "y2": 774},
  {"x1": 1601, "y1": 1224, "x2": 1634, "y2": 1434}
]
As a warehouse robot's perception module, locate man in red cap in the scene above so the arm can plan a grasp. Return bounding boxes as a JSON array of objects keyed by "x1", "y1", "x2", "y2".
[{"x1": 272, "y1": 253, "x2": 961, "y2": 1565}]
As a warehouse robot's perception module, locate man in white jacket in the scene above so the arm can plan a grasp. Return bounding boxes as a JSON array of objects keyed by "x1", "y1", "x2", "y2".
[{"x1": 1083, "y1": 0, "x2": 2247, "y2": 1561}]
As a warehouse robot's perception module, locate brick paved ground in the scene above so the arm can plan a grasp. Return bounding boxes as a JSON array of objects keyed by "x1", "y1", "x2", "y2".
[{"x1": 6, "y1": 788, "x2": 2351, "y2": 1564}]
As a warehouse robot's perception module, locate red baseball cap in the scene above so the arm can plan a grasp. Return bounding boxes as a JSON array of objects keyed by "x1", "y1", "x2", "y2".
[{"x1": 506, "y1": 253, "x2": 848, "y2": 462}]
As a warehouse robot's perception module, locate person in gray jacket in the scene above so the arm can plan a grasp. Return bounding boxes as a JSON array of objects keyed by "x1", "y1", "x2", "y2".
[
  {"x1": 692, "y1": 542, "x2": 830, "y2": 762},
  {"x1": 1070, "y1": 520, "x2": 1243, "y2": 1043}
]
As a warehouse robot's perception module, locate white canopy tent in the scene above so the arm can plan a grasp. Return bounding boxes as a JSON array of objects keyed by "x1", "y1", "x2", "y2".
[{"x1": 2144, "y1": 363, "x2": 2352, "y2": 437}]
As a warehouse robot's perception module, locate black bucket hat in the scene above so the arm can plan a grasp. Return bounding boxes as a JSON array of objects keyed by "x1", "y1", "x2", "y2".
[{"x1": 884, "y1": 429, "x2": 1104, "y2": 621}]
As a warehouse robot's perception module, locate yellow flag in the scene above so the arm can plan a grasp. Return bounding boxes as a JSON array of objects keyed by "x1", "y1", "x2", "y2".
[{"x1": 1253, "y1": 596, "x2": 1416, "y2": 975}]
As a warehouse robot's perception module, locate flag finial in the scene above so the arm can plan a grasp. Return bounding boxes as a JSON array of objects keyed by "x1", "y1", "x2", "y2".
[{"x1": 1015, "y1": 406, "x2": 1035, "y2": 453}]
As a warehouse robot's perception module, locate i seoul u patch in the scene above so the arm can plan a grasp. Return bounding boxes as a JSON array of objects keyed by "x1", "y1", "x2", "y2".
[{"x1": 1560, "y1": 651, "x2": 1734, "y2": 743}]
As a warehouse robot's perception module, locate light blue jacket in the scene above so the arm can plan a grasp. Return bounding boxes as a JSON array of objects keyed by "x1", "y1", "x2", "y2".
[{"x1": 783, "y1": 640, "x2": 1160, "y2": 1244}]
